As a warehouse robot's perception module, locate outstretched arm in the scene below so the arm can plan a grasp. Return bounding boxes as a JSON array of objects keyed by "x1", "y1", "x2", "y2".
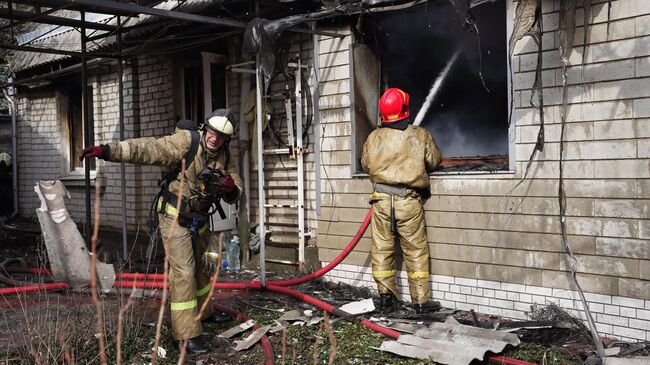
[{"x1": 81, "y1": 130, "x2": 192, "y2": 168}]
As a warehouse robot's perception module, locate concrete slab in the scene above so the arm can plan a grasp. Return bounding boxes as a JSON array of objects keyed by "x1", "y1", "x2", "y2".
[
  {"x1": 34, "y1": 180, "x2": 115, "y2": 291},
  {"x1": 376, "y1": 317, "x2": 520, "y2": 365}
]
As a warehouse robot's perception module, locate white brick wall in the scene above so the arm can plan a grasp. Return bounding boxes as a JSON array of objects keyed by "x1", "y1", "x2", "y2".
[
  {"x1": 16, "y1": 92, "x2": 62, "y2": 215},
  {"x1": 323, "y1": 262, "x2": 650, "y2": 341},
  {"x1": 18, "y1": 44, "x2": 320, "y2": 244},
  {"x1": 16, "y1": 55, "x2": 177, "y2": 232},
  {"x1": 247, "y1": 35, "x2": 320, "y2": 243}
]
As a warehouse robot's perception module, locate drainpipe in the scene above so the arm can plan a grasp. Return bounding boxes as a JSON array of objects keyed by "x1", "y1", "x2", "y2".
[
  {"x1": 238, "y1": 70, "x2": 252, "y2": 265},
  {"x1": 255, "y1": 54, "x2": 266, "y2": 287},
  {"x1": 3, "y1": 78, "x2": 19, "y2": 221}
]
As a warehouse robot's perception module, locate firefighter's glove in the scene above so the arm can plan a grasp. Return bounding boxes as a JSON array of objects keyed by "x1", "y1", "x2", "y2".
[
  {"x1": 214, "y1": 173, "x2": 238, "y2": 201},
  {"x1": 80, "y1": 145, "x2": 110, "y2": 161}
]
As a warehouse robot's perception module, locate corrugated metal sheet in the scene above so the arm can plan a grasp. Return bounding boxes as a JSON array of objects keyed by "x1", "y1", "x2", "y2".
[
  {"x1": 7, "y1": 0, "x2": 214, "y2": 72},
  {"x1": 16, "y1": 12, "x2": 113, "y2": 45},
  {"x1": 9, "y1": 28, "x2": 102, "y2": 72},
  {"x1": 376, "y1": 317, "x2": 521, "y2": 365},
  {"x1": 121, "y1": 0, "x2": 215, "y2": 29}
]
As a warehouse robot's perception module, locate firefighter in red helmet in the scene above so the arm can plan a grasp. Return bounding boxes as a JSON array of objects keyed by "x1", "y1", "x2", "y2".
[{"x1": 361, "y1": 88, "x2": 443, "y2": 314}]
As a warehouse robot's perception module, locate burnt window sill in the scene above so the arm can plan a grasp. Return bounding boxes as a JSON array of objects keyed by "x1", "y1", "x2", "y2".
[
  {"x1": 352, "y1": 155, "x2": 512, "y2": 178},
  {"x1": 433, "y1": 155, "x2": 509, "y2": 173}
]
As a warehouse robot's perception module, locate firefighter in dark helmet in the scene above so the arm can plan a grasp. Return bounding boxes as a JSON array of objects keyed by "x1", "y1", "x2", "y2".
[{"x1": 81, "y1": 109, "x2": 242, "y2": 353}]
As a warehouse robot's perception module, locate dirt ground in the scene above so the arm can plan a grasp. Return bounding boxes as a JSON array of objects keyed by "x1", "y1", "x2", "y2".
[{"x1": 0, "y1": 223, "x2": 649, "y2": 364}]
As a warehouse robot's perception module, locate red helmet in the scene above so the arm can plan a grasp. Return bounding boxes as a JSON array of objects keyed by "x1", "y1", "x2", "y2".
[{"x1": 379, "y1": 88, "x2": 409, "y2": 123}]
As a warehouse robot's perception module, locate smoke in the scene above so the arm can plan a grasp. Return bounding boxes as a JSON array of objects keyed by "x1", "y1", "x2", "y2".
[
  {"x1": 429, "y1": 111, "x2": 507, "y2": 156},
  {"x1": 372, "y1": 0, "x2": 508, "y2": 157}
]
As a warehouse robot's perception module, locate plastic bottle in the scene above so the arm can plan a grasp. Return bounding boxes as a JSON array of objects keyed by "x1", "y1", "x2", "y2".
[
  {"x1": 225, "y1": 234, "x2": 240, "y2": 270},
  {"x1": 226, "y1": 233, "x2": 240, "y2": 270}
]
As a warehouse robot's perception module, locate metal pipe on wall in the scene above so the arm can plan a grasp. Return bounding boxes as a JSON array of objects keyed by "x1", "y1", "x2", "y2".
[
  {"x1": 81, "y1": 10, "x2": 92, "y2": 246},
  {"x1": 117, "y1": 15, "x2": 128, "y2": 261},
  {"x1": 255, "y1": 54, "x2": 266, "y2": 286},
  {"x1": 3, "y1": 78, "x2": 18, "y2": 220},
  {"x1": 239, "y1": 75, "x2": 251, "y2": 222},
  {"x1": 238, "y1": 70, "x2": 252, "y2": 265},
  {"x1": 295, "y1": 59, "x2": 305, "y2": 266},
  {"x1": 311, "y1": 22, "x2": 321, "y2": 216}
]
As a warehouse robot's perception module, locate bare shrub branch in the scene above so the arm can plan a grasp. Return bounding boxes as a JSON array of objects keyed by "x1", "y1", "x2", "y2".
[
  {"x1": 323, "y1": 313, "x2": 337, "y2": 365},
  {"x1": 152, "y1": 159, "x2": 186, "y2": 365},
  {"x1": 116, "y1": 281, "x2": 136, "y2": 365},
  {"x1": 312, "y1": 319, "x2": 325, "y2": 365},
  {"x1": 90, "y1": 182, "x2": 108, "y2": 365},
  {"x1": 281, "y1": 327, "x2": 287, "y2": 365}
]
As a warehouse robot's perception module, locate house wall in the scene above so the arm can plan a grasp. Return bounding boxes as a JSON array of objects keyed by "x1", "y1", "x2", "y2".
[
  {"x1": 247, "y1": 35, "x2": 319, "y2": 260},
  {"x1": 14, "y1": 40, "x2": 317, "y2": 253},
  {"x1": 16, "y1": 55, "x2": 178, "y2": 234},
  {"x1": 0, "y1": 115, "x2": 10, "y2": 153},
  {"x1": 16, "y1": 91, "x2": 61, "y2": 215},
  {"x1": 93, "y1": 56, "x2": 177, "y2": 232},
  {"x1": 317, "y1": 0, "x2": 650, "y2": 341}
]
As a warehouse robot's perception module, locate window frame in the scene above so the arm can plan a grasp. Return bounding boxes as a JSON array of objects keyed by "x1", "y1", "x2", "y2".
[
  {"x1": 174, "y1": 52, "x2": 229, "y2": 124},
  {"x1": 350, "y1": 0, "x2": 516, "y2": 177},
  {"x1": 174, "y1": 51, "x2": 236, "y2": 231},
  {"x1": 56, "y1": 81, "x2": 96, "y2": 179}
]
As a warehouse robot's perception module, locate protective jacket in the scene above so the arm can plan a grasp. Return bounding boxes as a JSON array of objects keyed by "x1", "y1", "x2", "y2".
[
  {"x1": 361, "y1": 124, "x2": 441, "y2": 190},
  {"x1": 361, "y1": 124, "x2": 441, "y2": 305},
  {"x1": 106, "y1": 129, "x2": 243, "y2": 340},
  {"x1": 106, "y1": 129, "x2": 243, "y2": 206}
]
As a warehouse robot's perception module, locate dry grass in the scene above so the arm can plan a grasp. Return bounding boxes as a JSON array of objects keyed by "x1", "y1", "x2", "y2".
[{"x1": 1, "y1": 160, "x2": 191, "y2": 364}]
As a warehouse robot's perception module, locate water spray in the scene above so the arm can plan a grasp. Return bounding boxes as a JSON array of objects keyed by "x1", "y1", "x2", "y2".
[{"x1": 413, "y1": 49, "x2": 461, "y2": 127}]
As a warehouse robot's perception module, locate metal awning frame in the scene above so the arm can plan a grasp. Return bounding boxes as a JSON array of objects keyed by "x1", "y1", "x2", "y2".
[
  {"x1": 1, "y1": 0, "x2": 345, "y2": 64},
  {"x1": 0, "y1": 0, "x2": 348, "y2": 271}
]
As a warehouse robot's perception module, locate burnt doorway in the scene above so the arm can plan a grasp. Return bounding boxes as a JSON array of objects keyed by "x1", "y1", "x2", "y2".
[{"x1": 178, "y1": 51, "x2": 236, "y2": 231}]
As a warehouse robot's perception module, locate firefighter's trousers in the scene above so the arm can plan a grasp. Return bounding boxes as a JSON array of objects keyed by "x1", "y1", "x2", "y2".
[
  {"x1": 158, "y1": 213, "x2": 214, "y2": 340},
  {"x1": 370, "y1": 192, "x2": 430, "y2": 304}
]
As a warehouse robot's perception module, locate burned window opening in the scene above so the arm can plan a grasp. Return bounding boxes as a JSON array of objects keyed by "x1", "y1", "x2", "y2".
[
  {"x1": 183, "y1": 61, "x2": 204, "y2": 123},
  {"x1": 352, "y1": 0, "x2": 509, "y2": 173},
  {"x1": 56, "y1": 74, "x2": 94, "y2": 173}
]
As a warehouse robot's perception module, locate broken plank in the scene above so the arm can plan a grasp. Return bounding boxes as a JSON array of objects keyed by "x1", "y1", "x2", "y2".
[
  {"x1": 339, "y1": 298, "x2": 375, "y2": 315},
  {"x1": 219, "y1": 319, "x2": 256, "y2": 339},
  {"x1": 234, "y1": 325, "x2": 272, "y2": 351}
]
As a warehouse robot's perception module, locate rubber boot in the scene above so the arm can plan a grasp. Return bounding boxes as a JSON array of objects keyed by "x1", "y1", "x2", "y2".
[
  {"x1": 201, "y1": 311, "x2": 233, "y2": 324},
  {"x1": 414, "y1": 301, "x2": 442, "y2": 314},
  {"x1": 183, "y1": 336, "x2": 208, "y2": 354},
  {"x1": 377, "y1": 293, "x2": 400, "y2": 313}
]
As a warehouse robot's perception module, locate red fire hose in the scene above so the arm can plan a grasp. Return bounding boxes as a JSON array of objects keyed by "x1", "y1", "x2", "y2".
[
  {"x1": 115, "y1": 209, "x2": 374, "y2": 285},
  {"x1": 113, "y1": 280, "x2": 533, "y2": 365},
  {"x1": 0, "y1": 282, "x2": 69, "y2": 295},
  {"x1": 11, "y1": 209, "x2": 373, "y2": 287},
  {"x1": 0, "y1": 208, "x2": 535, "y2": 364}
]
